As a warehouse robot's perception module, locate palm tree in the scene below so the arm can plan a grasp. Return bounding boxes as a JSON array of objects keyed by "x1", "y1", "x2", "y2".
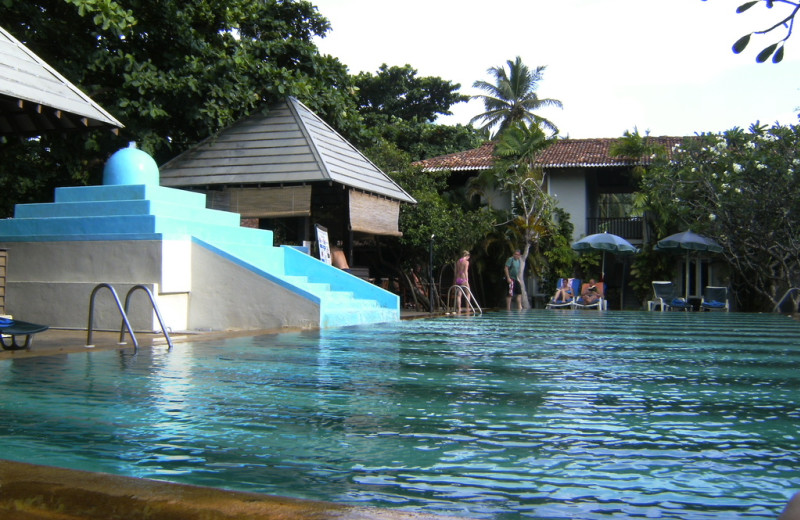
[{"x1": 470, "y1": 56, "x2": 563, "y2": 136}]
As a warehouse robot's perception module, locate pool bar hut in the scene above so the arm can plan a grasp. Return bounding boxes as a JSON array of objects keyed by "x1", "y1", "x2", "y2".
[{"x1": 158, "y1": 96, "x2": 416, "y2": 274}]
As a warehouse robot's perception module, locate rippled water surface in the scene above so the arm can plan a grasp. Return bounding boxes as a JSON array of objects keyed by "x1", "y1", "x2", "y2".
[{"x1": 1, "y1": 311, "x2": 799, "y2": 519}]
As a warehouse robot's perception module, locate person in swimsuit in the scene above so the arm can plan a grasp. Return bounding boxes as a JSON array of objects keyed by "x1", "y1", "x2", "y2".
[
  {"x1": 454, "y1": 250, "x2": 470, "y2": 313},
  {"x1": 553, "y1": 277, "x2": 574, "y2": 302}
]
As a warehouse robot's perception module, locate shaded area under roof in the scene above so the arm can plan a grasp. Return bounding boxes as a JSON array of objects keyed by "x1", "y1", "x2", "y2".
[
  {"x1": 415, "y1": 137, "x2": 687, "y2": 171},
  {"x1": 159, "y1": 97, "x2": 415, "y2": 204},
  {"x1": 0, "y1": 25, "x2": 123, "y2": 137}
]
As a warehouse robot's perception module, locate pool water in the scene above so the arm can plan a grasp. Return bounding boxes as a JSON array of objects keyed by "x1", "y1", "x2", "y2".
[{"x1": 1, "y1": 311, "x2": 799, "y2": 519}]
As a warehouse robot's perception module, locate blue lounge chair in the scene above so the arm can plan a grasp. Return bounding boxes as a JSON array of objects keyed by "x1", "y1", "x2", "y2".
[
  {"x1": 573, "y1": 281, "x2": 607, "y2": 310},
  {"x1": 648, "y1": 281, "x2": 691, "y2": 311},
  {"x1": 0, "y1": 317, "x2": 49, "y2": 350},
  {"x1": 546, "y1": 278, "x2": 580, "y2": 309},
  {"x1": 701, "y1": 286, "x2": 729, "y2": 311}
]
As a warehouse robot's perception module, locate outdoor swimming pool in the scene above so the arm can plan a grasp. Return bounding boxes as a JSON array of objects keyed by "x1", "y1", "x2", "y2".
[{"x1": 0, "y1": 310, "x2": 798, "y2": 519}]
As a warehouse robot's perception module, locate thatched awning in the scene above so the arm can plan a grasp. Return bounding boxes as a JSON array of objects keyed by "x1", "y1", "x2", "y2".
[{"x1": 349, "y1": 190, "x2": 402, "y2": 237}]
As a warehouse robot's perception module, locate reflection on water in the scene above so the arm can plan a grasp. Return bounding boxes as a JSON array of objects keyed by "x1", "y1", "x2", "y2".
[{"x1": 0, "y1": 311, "x2": 799, "y2": 519}]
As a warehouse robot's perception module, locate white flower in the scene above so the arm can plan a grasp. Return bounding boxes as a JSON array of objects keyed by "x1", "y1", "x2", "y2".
[
  {"x1": 733, "y1": 163, "x2": 743, "y2": 173},
  {"x1": 709, "y1": 213, "x2": 717, "y2": 221}
]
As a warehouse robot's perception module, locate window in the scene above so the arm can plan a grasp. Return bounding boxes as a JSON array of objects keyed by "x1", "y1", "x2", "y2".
[{"x1": 598, "y1": 193, "x2": 635, "y2": 219}]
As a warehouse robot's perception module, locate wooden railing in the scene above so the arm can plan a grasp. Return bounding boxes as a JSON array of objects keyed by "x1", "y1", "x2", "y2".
[{"x1": 586, "y1": 217, "x2": 644, "y2": 240}]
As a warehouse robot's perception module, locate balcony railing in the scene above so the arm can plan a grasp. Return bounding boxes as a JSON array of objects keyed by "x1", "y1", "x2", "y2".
[{"x1": 586, "y1": 217, "x2": 643, "y2": 240}]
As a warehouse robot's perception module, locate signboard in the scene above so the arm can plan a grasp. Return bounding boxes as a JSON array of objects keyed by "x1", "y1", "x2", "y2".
[{"x1": 316, "y1": 224, "x2": 331, "y2": 265}]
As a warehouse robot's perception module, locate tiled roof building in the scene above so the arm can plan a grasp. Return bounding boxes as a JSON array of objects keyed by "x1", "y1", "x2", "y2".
[{"x1": 414, "y1": 137, "x2": 686, "y2": 171}]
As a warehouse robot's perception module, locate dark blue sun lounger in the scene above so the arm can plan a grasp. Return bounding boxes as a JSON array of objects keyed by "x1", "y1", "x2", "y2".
[{"x1": 0, "y1": 318, "x2": 49, "y2": 350}]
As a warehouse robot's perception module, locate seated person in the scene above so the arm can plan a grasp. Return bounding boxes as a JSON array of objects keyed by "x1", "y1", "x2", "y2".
[
  {"x1": 552, "y1": 278, "x2": 574, "y2": 302},
  {"x1": 581, "y1": 278, "x2": 601, "y2": 304}
]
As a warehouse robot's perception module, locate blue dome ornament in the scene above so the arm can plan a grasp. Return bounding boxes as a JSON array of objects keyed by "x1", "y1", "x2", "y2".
[{"x1": 103, "y1": 142, "x2": 159, "y2": 186}]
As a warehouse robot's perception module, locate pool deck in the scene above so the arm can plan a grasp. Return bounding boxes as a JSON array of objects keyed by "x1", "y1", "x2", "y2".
[{"x1": 0, "y1": 313, "x2": 470, "y2": 520}]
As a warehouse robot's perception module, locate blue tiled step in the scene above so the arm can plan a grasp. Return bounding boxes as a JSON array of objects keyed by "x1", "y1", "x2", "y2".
[{"x1": 14, "y1": 200, "x2": 240, "y2": 227}]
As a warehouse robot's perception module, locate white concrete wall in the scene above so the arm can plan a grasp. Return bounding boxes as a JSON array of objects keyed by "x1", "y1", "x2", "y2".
[
  {"x1": 0, "y1": 240, "x2": 187, "y2": 331},
  {"x1": 188, "y1": 243, "x2": 319, "y2": 330},
  {"x1": 549, "y1": 170, "x2": 588, "y2": 240},
  {"x1": 0, "y1": 238, "x2": 325, "y2": 333}
]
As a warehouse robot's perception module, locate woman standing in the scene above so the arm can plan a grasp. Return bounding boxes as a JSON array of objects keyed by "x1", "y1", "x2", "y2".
[{"x1": 454, "y1": 250, "x2": 471, "y2": 313}]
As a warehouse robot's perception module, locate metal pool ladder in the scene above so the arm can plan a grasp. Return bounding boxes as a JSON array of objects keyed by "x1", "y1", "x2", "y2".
[
  {"x1": 86, "y1": 283, "x2": 173, "y2": 350},
  {"x1": 446, "y1": 285, "x2": 482, "y2": 315},
  {"x1": 774, "y1": 287, "x2": 800, "y2": 313}
]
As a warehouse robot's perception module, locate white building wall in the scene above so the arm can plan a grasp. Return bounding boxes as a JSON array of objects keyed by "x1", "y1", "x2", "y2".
[{"x1": 548, "y1": 170, "x2": 588, "y2": 241}]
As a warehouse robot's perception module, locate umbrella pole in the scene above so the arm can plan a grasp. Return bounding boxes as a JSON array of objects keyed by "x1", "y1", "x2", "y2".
[
  {"x1": 685, "y1": 253, "x2": 690, "y2": 301},
  {"x1": 601, "y1": 252, "x2": 606, "y2": 281}
]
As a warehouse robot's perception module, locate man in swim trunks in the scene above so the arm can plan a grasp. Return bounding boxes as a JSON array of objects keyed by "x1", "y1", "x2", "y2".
[
  {"x1": 504, "y1": 250, "x2": 523, "y2": 310},
  {"x1": 454, "y1": 250, "x2": 471, "y2": 313}
]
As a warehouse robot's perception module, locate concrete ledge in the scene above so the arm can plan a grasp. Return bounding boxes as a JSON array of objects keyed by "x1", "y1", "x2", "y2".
[{"x1": 0, "y1": 459, "x2": 465, "y2": 520}]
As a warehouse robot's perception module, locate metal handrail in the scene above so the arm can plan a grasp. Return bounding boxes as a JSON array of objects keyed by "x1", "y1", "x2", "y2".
[
  {"x1": 773, "y1": 287, "x2": 800, "y2": 313},
  {"x1": 87, "y1": 283, "x2": 138, "y2": 349},
  {"x1": 123, "y1": 285, "x2": 173, "y2": 350},
  {"x1": 446, "y1": 285, "x2": 483, "y2": 315}
]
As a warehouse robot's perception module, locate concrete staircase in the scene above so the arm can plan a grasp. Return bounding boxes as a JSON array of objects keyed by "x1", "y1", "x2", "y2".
[{"x1": 0, "y1": 183, "x2": 399, "y2": 331}]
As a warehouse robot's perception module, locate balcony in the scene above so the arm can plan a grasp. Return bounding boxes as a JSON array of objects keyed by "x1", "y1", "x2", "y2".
[{"x1": 586, "y1": 217, "x2": 643, "y2": 240}]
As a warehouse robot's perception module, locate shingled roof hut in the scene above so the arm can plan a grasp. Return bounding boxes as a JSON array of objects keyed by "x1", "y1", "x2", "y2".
[
  {"x1": 159, "y1": 97, "x2": 415, "y2": 270},
  {"x1": 0, "y1": 25, "x2": 122, "y2": 136}
]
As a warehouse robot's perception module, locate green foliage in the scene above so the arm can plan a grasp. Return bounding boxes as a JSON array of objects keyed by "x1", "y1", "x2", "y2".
[
  {"x1": 353, "y1": 64, "x2": 482, "y2": 160},
  {"x1": 354, "y1": 64, "x2": 468, "y2": 123},
  {"x1": 628, "y1": 244, "x2": 675, "y2": 303},
  {"x1": 639, "y1": 123, "x2": 800, "y2": 309},
  {"x1": 470, "y1": 56, "x2": 562, "y2": 136}
]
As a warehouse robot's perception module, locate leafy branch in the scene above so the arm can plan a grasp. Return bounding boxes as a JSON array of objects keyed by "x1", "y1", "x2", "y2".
[{"x1": 722, "y1": 0, "x2": 800, "y2": 63}]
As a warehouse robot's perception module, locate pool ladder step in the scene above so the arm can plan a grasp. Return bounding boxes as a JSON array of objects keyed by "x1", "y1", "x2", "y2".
[{"x1": 86, "y1": 283, "x2": 173, "y2": 350}]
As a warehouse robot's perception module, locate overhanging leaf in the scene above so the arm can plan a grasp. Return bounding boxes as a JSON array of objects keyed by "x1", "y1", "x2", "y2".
[
  {"x1": 773, "y1": 45, "x2": 785, "y2": 63},
  {"x1": 736, "y1": 1, "x2": 758, "y2": 13},
  {"x1": 733, "y1": 34, "x2": 751, "y2": 53},
  {"x1": 756, "y1": 43, "x2": 778, "y2": 62}
]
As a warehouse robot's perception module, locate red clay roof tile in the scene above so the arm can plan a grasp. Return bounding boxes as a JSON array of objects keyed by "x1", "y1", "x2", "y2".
[{"x1": 415, "y1": 137, "x2": 687, "y2": 171}]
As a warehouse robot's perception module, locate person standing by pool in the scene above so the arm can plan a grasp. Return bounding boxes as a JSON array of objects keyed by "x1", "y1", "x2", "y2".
[
  {"x1": 504, "y1": 249, "x2": 523, "y2": 310},
  {"x1": 454, "y1": 250, "x2": 471, "y2": 313}
]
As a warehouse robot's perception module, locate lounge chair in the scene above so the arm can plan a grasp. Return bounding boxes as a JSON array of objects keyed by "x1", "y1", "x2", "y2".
[
  {"x1": 701, "y1": 286, "x2": 729, "y2": 311},
  {"x1": 573, "y1": 281, "x2": 607, "y2": 310},
  {"x1": 648, "y1": 281, "x2": 691, "y2": 311},
  {"x1": 546, "y1": 278, "x2": 580, "y2": 309},
  {"x1": 0, "y1": 317, "x2": 49, "y2": 350}
]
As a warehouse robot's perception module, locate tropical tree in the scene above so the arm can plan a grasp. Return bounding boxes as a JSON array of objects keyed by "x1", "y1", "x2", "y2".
[
  {"x1": 354, "y1": 64, "x2": 467, "y2": 123},
  {"x1": 353, "y1": 64, "x2": 482, "y2": 161},
  {"x1": 470, "y1": 56, "x2": 562, "y2": 136},
  {"x1": 640, "y1": 123, "x2": 800, "y2": 311},
  {"x1": 491, "y1": 122, "x2": 556, "y2": 307}
]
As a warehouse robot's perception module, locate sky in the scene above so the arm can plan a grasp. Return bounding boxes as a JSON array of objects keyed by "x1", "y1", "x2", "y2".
[{"x1": 311, "y1": 0, "x2": 800, "y2": 138}]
